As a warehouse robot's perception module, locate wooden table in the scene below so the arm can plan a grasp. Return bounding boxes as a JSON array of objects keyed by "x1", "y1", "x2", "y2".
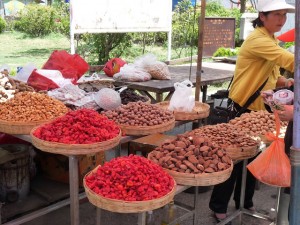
[{"x1": 114, "y1": 64, "x2": 234, "y2": 103}]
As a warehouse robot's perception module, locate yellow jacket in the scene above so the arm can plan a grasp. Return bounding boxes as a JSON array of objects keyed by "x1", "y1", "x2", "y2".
[{"x1": 229, "y1": 27, "x2": 294, "y2": 111}]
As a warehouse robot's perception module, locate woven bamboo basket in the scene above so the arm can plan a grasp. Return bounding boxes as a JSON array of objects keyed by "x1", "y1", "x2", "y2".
[
  {"x1": 162, "y1": 163, "x2": 233, "y2": 186},
  {"x1": 0, "y1": 119, "x2": 53, "y2": 135},
  {"x1": 225, "y1": 144, "x2": 259, "y2": 161},
  {"x1": 156, "y1": 101, "x2": 210, "y2": 121},
  {"x1": 83, "y1": 166, "x2": 176, "y2": 213},
  {"x1": 119, "y1": 118, "x2": 175, "y2": 136},
  {"x1": 30, "y1": 127, "x2": 122, "y2": 155}
]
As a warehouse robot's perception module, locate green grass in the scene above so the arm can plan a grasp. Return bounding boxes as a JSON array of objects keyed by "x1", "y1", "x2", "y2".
[
  {"x1": 0, "y1": 31, "x2": 70, "y2": 71},
  {"x1": 0, "y1": 31, "x2": 230, "y2": 97}
]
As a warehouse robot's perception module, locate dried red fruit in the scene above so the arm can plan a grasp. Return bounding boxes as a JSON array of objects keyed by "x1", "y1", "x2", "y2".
[{"x1": 85, "y1": 155, "x2": 175, "y2": 201}]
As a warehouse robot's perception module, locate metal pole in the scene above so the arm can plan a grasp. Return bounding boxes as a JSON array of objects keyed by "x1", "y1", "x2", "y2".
[
  {"x1": 69, "y1": 0, "x2": 75, "y2": 54},
  {"x1": 195, "y1": 0, "x2": 206, "y2": 101},
  {"x1": 289, "y1": 1, "x2": 300, "y2": 224}
]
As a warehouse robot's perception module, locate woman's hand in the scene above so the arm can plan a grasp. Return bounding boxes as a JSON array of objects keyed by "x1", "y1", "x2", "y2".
[{"x1": 275, "y1": 105, "x2": 294, "y2": 121}]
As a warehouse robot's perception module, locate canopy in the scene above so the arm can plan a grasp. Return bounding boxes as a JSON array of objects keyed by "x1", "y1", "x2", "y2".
[{"x1": 277, "y1": 28, "x2": 295, "y2": 42}]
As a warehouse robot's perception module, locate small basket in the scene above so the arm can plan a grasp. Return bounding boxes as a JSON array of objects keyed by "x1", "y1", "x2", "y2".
[
  {"x1": 162, "y1": 163, "x2": 233, "y2": 186},
  {"x1": 119, "y1": 118, "x2": 175, "y2": 136},
  {"x1": 224, "y1": 144, "x2": 259, "y2": 161},
  {"x1": 0, "y1": 119, "x2": 53, "y2": 135},
  {"x1": 30, "y1": 128, "x2": 122, "y2": 156},
  {"x1": 83, "y1": 166, "x2": 176, "y2": 213},
  {"x1": 156, "y1": 101, "x2": 210, "y2": 121}
]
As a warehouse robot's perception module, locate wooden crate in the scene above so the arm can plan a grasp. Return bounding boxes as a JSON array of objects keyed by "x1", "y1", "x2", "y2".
[{"x1": 35, "y1": 149, "x2": 104, "y2": 186}]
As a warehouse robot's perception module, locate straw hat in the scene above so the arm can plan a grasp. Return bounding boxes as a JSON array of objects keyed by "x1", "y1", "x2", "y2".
[{"x1": 257, "y1": 0, "x2": 295, "y2": 13}]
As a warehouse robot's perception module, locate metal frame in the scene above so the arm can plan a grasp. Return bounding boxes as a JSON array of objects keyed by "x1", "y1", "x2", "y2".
[
  {"x1": 95, "y1": 185, "x2": 202, "y2": 225},
  {"x1": 216, "y1": 159, "x2": 277, "y2": 225}
]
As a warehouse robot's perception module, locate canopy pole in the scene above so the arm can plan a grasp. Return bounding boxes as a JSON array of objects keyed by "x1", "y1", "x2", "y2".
[
  {"x1": 69, "y1": 0, "x2": 75, "y2": 54},
  {"x1": 195, "y1": 0, "x2": 206, "y2": 102},
  {"x1": 289, "y1": 1, "x2": 300, "y2": 225}
]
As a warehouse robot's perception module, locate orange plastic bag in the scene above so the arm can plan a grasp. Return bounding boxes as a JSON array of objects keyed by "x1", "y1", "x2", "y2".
[{"x1": 247, "y1": 111, "x2": 291, "y2": 187}]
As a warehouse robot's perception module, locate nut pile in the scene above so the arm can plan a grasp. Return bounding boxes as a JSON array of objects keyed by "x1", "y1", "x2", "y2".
[
  {"x1": 228, "y1": 110, "x2": 288, "y2": 137},
  {"x1": 0, "y1": 72, "x2": 15, "y2": 102},
  {"x1": 188, "y1": 123, "x2": 258, "y2": 148},
  {"x1": 0, "y1": 70, "x2": 35, "y2": 103},
  {"x1": 0, "y1": 92, "x2": 68, "y2": 122},
  {"x1": 148, "y1": 134, "x2": 232, "y2": 174},
  {"x1": 103, "y1": 101, "x2": 174, "y2": 126},
  {"x1": 12, "y1": 78, "x2": 35, "y2": 92},
  {"x1": 120, "y1": 89, "x2": 149, "y2": 105}
]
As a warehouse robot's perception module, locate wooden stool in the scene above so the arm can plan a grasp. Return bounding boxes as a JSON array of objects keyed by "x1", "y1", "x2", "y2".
[{"x1": 128, "y1": 133, "x2": 176, "y2": 157}]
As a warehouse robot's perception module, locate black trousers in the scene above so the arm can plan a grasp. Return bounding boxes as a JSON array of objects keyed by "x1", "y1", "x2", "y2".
[{"x1": 209, "y1": 156, "x2": 257, "y2": 213}]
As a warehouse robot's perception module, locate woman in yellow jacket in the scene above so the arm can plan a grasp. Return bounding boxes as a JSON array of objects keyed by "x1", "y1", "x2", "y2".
[{"x1": 209, "y1": 0, "x2": 294, "y2": 222}]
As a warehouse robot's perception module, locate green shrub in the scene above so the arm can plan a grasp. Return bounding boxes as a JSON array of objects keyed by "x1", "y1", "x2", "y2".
[
  {"x1": 76, "y1": 33, "x2": 132, "y2": 65},
  {"x1": 0, "y1": 17, "x2": 6, "y2": 33},
  {"x1": 14, "y1": 4, "x2": 55, "y2": 37},
  {"x1": 213, "y1": 47, "x2": 240, "y2": 57},
  {"x1": 52, "y1": 2, "x2": 70, "y2": 36}
]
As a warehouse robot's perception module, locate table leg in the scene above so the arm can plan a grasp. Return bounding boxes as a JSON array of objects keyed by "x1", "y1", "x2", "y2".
[
  {"x1": 193, "y1": 186, "x2": 200, "y2": 225},
  {"x1": 137, "y1": 212, "x2": 146, "y2": 225},
  {"x1": 69, "y1": 155, "x2": 79, "y2": 225},
  {"x1": 96, "y1": 208, "x2": 101, "y2": 225},
  {"x1": 201, "y1": 85, "x2": 208, "y2": 103},
  {"x1": 156, "y1": 93, "x2": 163, "y2": 102},
  {"x1": 238, "y1": 159, "x2": 248, "y2": 223}
]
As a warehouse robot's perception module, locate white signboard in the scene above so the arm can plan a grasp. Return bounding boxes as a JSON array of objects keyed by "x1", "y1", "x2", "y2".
[{"x1": 70, "y1": 0, "x2": 172, "y2": 34}]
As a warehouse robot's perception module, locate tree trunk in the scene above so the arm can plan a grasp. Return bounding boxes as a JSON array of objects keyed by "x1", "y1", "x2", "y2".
[{"x1": 240, "y1": 0, "x2": 246, "y2": 13}]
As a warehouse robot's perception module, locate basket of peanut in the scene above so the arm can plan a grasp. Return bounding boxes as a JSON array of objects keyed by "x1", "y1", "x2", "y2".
[
  {"x1": 84, "y1": 155, "x2": 176, "y2": 213},
  {"x1": 156, "y1": 101, "x2": 210, "y2": 121},
  {"x1": 148, "y1": 134, "x2": 233, "y2": 186},
  {"x1": 30, "y1": 109, "x2": 122, "y2": 155},
  {"x1": 0, "y1": 92, "x2": 69, "y2": 135},
  {"x1": 102, "y1": 101, "x2": 176, "y2": 136},
  {"x1": 228, "y1": 110, "x2": 288, "y2": 145}
]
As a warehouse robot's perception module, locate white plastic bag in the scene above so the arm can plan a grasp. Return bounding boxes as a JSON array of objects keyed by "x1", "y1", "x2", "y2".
[
  {"x1": 134, "y1": 53, "x2": 171, "y2": 80},
  {"x1": 113, "y1": 64, "x2": 151, "y2": 82},
  {"x1": 35, "y1": 69, "x2": 73, "y2": 87},
  {"x1": 15, "y1": 63, "x2": 37, "y2": 83},
  {"x1": 168, "y1": 80, "x2": 195, "y2": 112}
]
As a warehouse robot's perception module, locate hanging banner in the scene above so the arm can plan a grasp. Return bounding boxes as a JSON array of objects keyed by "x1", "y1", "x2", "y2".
[{"x1": 70, "y1": 0, "x2": 172, "y2": 34}]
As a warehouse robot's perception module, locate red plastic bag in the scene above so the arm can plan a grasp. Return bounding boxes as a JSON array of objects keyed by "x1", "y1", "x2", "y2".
[
  {"x1": 27, "y1": 69, "x2": 59, "y2": 91},
  {"x1": 103, "y1": 58, "x2": 126, "y2": 77},
  {"x1": 247, "y1": 111, "x2": 291, "y2": 187},
  {"x1": 42, "y1": 50, "x2": 89, "y2": 83}
]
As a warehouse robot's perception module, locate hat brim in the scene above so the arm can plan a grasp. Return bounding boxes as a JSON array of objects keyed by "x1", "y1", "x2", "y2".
[{"x1": 259, "y1": 2, "x2": 295, "y2": 13}]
